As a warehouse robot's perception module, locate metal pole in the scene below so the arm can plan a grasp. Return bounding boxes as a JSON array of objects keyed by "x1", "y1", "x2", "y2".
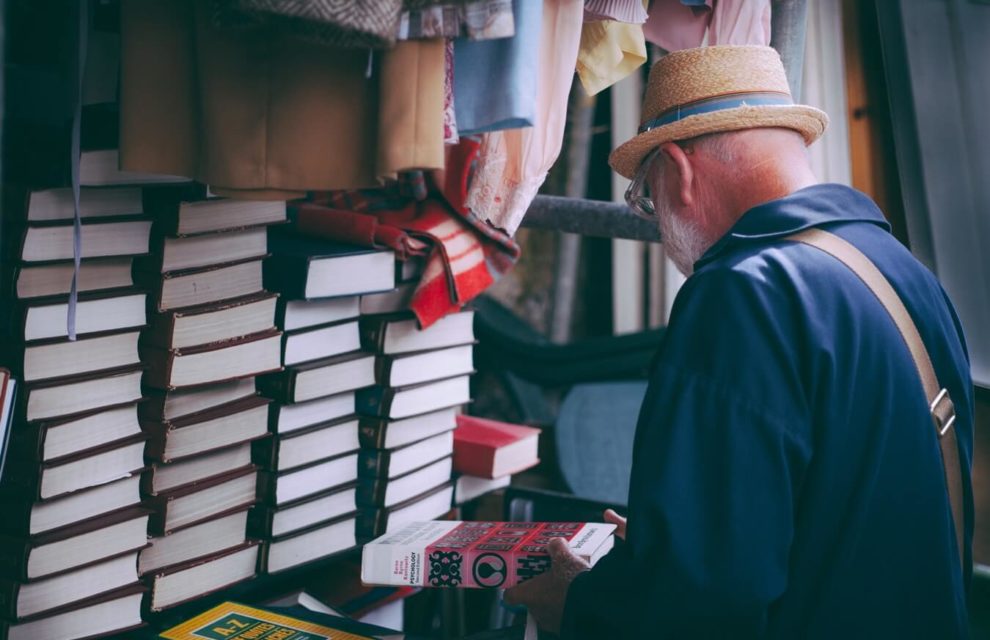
[
  {"x1": 770, "y1": 0, "x2": 810, "y2": 98},
  {"x1": 520, "y1": 195, "x2": 661, "y2": 243}
]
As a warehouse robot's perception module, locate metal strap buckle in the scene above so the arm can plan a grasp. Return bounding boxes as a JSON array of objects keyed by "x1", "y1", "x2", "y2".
[{"x1": 930, "y1": 388, "x2": 957, "y2": 437}]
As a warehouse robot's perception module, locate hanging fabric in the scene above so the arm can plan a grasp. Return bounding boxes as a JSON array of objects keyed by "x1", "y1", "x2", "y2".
[
  {"x1": 119, "y1": 0, "x2": 445, "y2": 199},
  {"x1": 576, "y1": 13, "x2": 648, "y2": 96},
  {"x1": 452, "y1": 0, "x2": 543, "y2": 135},
  {"x1": 466, "y1": 0, "x2": 585, "y2": 235},
  {"x1": 398, "y1": 0, "x2": 516, "y2": 41},
  {"x1": 584, "y1": 0, "x2": 648, "y2": 23},
  {"x1": 291, "y1": 139, "x2": 520, "y2": 328}
]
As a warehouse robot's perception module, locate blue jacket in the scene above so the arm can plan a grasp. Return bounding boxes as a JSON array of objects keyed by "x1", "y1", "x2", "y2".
[{"x1": 562, "y1": 184, "x2": 973, "y2": 639}]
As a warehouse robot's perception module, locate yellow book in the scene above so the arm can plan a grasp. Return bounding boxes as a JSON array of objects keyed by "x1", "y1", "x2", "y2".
[{"x1": 159, "y1": 601, "x2": 376, "y2": 640}]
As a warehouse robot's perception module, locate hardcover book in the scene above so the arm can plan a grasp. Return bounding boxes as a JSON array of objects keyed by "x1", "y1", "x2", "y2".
[
  {"x1": 143, "y1": 441, "x2": 254, "y2": 496},
  {"x1": 282, "y1": 320, "x2": 360, "y2": 367},
  {"x1": 252, "y1": 416, "x2": 360, "y2": 472},
  {"x1": 361, "y1": 520, "x2": 616, "y2": 589},
  {"x1": 265, "y1": 229, "x2": 395, "y2": 300},
  {"x1": 359, "y1": 310, "x2": 474, "y2": 355},
  {"x1": 359, "y1": 430, "x2": 454, "y2": 480},
  {"x1": 5, "y1": 185, "x2": 142, "y2": 222},
  {"x1": 0, "y1": 583, "x2": 146, "y2": 640},
  {"x1": 21, "y1": 365, "x2": 144, "y2": 423},
  {"x1": 141, "y1": 258, "x2": 265, "y2": 312},
  {"x1": 141, "y1": 378, "x2": 258, "y2": 423},
  {"x1": 12, "y1": 257, "x2": 135, "y2": 300},
  {"x1": 11, "y1": 217, "x2": 152, "y2": 263},
  {"x1": 358, "y1": 407, "x2": 459, "y2": 450},
  {"x1": 0, "y1": 506, "x2": 150, "y2": 581},
  {"x1": 263, "y1": 514, "x2": 358, "y2": 574},
  {"x1": 141, "y1": 330, "x2": 282, "y2": 390},
  {"x1": 0, "y1": 476, "x2": 142, "y2": 538},
  {"x1": 11, "y1": 289, "x2": 146, "y2": 342},
  {"x1": 144, "y1": 542, "x2": 259, "y2": 612},
  {"x1": 356, "y1": 457, "x2": 453, "y2": 509},
  {"x1": 6, "y1": 328, "x2": 141, "y2": 383},
  {"x1": 277, "y1": 295, "x2": 360, "y2": 332},
  {"x1": 269, "y1": 391, "x2": 355, "y2": 435},
  {"x1": 142, "y1": 226, "x2": 269, "y2": 273},
  {"x1": 356, "y1": 483, "x2": 454, "y2": 542},
  {"x1": 258, "y1": 352, "x2": 375, "y2": 405},
  {"x1": 139, "y1": 510, "x2": 249, "y2": 576},
  {"x1": 375, "y1": 344, "x2": 474, "y2": 388},
  {"x1": 452, "y1": 416, "x2": 541, "y2": 479},
  {"x1": 249, "y1": 483, "x2": 357, "y2": 539},
  {"x1": 143, "y1": 292, "x2": 278, "y2": 350},
  {"x1": 142, "y1": 395, "x2": 271, "y2": 463},
  {"x1": 356, "y1": 375, "x2": 471, "y2": 420},
  {"x1": 143, "y1": 190, "x2": 287, "y2": 236}
]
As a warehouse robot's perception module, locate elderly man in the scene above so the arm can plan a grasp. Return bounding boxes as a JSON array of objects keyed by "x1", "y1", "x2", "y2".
[{"x1": 505, "y1": 45, "x2": 973, "y2": 638}]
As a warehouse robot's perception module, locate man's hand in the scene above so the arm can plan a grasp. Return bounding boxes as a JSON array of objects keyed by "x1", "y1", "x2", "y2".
[
  {"x1": 503, "y1": 538, "x2": 590, "y2": 634},
  {"x1": 603, "y1": 509, "x2": 627, "y2": 540}
]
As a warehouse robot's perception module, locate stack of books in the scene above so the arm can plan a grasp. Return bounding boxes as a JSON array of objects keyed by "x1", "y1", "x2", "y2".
[
  {"x1": 254, "y1": 229, "x2": 395, "y2": 574},
  {"x1": 354, "y1": 309, "x2": 476, "y2": 541},
  {"x1": 136, "y1": 186, "x2": 286, "y2": 613},
  {"x1": 0, "y1": 184, "x2": 159, "y2": 640},
  {"x1": 452, "y1": 415, "x2": 541, "y2": 504}
]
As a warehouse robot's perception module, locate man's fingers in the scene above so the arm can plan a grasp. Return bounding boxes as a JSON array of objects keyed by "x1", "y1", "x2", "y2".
[
  {"x1": 547, "y1": 537, "x2": 573, "y2": 562},
  {"x1": 603, "y1": 509, "x2": 627, "y2": 540}
]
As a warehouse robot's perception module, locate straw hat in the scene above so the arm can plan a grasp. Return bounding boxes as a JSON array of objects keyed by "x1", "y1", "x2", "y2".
[{"x1": 609, "y1": 45, "x2": 829, "y2": 179}]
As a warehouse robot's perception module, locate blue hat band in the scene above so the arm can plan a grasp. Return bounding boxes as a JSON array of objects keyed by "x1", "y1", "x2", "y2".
[{"x1": 638, "y1": 92, "x2": 795, "y2": 134}]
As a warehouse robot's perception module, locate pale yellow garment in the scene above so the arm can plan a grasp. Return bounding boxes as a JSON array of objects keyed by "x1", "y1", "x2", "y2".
[{"x1": 576, "y1": 16, "x2": 648, "y2": 96}]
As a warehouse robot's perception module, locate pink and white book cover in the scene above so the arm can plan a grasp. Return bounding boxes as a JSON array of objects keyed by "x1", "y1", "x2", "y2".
[{"x1": 361, "y1": 520, "x2": 616, "y2": 589}]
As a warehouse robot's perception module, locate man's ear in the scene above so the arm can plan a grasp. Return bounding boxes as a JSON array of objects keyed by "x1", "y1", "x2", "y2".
[{"x1": 658, "y1": 142, "x2": 694, "y2": 207}]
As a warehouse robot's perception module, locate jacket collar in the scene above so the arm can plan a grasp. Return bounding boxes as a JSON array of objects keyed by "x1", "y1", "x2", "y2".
[{"x1": 695, "y1": 183, "x2": 891, "y2": 269}]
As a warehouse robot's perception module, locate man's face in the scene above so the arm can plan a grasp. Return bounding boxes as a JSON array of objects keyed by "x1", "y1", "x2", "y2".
[{"x1": 646, "y1": 152, "x2": 709, "y2": 277}]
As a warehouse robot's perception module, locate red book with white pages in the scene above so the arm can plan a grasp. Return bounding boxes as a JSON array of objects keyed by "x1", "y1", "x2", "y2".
[
  {"x1": 361, "y1": 520, "x2": 615, "y2": 589},
  {"x1": 452, "y1": 415, "x2": 540, "y2": 479}
]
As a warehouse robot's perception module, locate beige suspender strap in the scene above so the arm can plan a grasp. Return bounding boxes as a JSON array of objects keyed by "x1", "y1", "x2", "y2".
[{"x1": 787, "y1": 228, "x2": 965, "y2": 569}]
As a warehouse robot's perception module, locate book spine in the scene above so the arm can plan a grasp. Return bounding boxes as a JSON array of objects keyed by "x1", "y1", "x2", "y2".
[
  {"x1": 140, "y1": 422, "x2": 170, "y2": 463},
  {"x1": 354, "y1": 386, "x2": 392, "y2": 418},
  {"x1": 356, "y1": 508, "x2": 385, "y2": 543},
  {"x1": 4, "y1": 420, "x2": 44, "y2": 462},
  {"x1": 358, "y1": 319, "x2": 387, "y2": 353},
  {"x1": 257, "y1": 371, "x2": 294, "y2": 405},
  {"x1": 0, "y1": 538, "x2": 30, "y2": 582},
  {"x1": 358, "y1": 449, "x2": 389, "y2": 478},
  {"x1": 358, "y1": 420, "x2": 388, "y2": 449},
  {"x1": 0, "y1": 577, "x2": 20, "y2": 618},
  {"x1": 374, "y1": 356, "x2": 393, "y2": 386},
  {"x1": 355, "y1": 476, "x2": 388, "y2": 507},
  {"x1": 251, "y1": 437, "x2": 277, "y2": 471},
  {"x1": 246, "y1": 504, "x2": 274, "y2": 539},
  {"x1": 263, "y1": 256, "x2": 309, "y2": 300}
]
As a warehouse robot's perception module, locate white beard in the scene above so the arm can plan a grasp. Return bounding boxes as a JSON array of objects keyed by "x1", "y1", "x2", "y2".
[{"x1": 656, "y1": 198, "x2": 709, "y2": 277}]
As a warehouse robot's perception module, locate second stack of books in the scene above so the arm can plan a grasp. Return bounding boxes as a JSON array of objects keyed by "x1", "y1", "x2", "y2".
[
  {"x1": 354, "y1": 309, "x2": 476, "y2": 541},
  {"x1": 136, "y1": 187, "x2": 286, "y2": 613},
  {"x1": 254, "y1": 228, "x2": 395, "y2": 574}
]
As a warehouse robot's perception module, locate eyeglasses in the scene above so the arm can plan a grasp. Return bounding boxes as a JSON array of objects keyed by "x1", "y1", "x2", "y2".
[{"x1": 624, "y1": 148, "x2": 660, "y2": 219}]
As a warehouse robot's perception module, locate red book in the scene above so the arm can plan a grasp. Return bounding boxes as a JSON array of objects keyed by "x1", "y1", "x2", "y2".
[
  {"x1": 361, "y1": 520, "x2": 615, "y2": 589},
  {"x1": 452, "y1": 415, "x2": 540, "y2": 479}
]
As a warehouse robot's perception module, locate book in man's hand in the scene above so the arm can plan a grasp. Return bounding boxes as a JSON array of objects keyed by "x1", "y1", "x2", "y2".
[{"x1": 361, "y1": 520, "x2": 616, "y2": 589}]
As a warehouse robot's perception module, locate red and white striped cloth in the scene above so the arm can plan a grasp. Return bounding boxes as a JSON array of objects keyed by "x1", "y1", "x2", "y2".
[{"x1": 295, "y1": 138, "x2": 520, "y2": 328}]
